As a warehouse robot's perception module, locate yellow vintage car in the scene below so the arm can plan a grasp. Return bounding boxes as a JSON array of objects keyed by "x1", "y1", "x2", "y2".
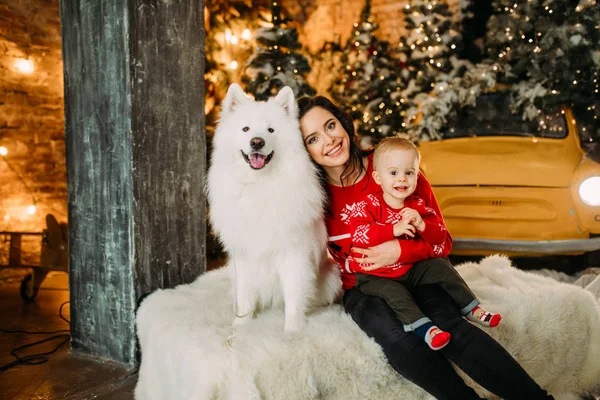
[{"x1": 418, "y1": 92, "x2": 600, "y2": 268}]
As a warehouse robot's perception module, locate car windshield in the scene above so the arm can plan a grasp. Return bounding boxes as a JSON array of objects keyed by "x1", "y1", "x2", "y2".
[{"x1": 442, "y1": 92, "x2": 568, "y2": 139}]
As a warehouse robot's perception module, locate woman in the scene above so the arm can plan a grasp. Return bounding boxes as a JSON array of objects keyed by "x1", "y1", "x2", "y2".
[{"x1": 297, "y1": 95, "x2": 554, "y2": 400}]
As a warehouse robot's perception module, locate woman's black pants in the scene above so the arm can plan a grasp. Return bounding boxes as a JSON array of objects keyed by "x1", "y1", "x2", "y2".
[{"x1": 343, "y1": 274, "x2": 554, "y2": 399}]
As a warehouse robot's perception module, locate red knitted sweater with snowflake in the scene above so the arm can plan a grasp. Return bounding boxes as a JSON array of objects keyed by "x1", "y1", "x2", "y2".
[
  {"x1": 326, "y1": 152, "x2": 453, "y2": 289},
  {"x1": 347, "y1": 191, "x2": 448, "y2": 278}
]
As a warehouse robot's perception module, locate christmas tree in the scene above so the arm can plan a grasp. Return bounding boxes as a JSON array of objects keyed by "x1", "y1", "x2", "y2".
[
  {"x1": 242, "y1": 1, "x2": 315, "y2": 100},
  {"x1": 397, "y1": 0, "x2": 468, "y2": 100},
  {"x1": 485, "y1": 0, "x2": 600, "y2": 112},
  {"x1": 330, "y1": 0, "x2": 409, "y2": 144},
  {"x1": 408, "y1": 62, "x2": 506, "y2": 140},
  {"x1": 394, "y1": 0, "x2": 474, "y2": 140}
]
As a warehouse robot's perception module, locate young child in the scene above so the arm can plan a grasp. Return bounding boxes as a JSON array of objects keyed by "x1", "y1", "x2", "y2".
[{"x1": 348, "y1": 137, "x2": 501, "y2": 351}]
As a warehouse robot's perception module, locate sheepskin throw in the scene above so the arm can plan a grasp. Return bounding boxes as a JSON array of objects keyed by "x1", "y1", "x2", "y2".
[{"x1": 135, "y1": 255, "x2": 600, "y2": 400}]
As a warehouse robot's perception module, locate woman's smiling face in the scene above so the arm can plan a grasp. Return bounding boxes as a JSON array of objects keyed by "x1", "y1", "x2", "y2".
[{"x1": 299, "y1": 107, "x2": 351, "y2": 168}]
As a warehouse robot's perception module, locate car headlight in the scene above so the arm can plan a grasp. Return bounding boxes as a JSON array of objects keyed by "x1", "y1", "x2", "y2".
[{"x1": 579, "y1": 176, "x2": 600, "y2": 206}]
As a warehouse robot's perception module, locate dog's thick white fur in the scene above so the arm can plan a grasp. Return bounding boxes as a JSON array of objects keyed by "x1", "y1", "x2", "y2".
[
  {"x1": 206, "y1": 84, "x2": 340, "y2": 332},
  {"x1": 135, "y1": 255, "x2": 600, "y2": 400}
]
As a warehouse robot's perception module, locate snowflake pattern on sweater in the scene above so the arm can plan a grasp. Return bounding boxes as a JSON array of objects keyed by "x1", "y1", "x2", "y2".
[
  {"x1": 347, "y1": 191, "x2": 449, "y2": 279},
  {"x1": 352, "y1": 223, "x2": 372, "y2": 245},
  {"x1": 366, "y1": 193, "x2": 380, "y2": 207},
  {"x1": 383, "y1": 208, "x2": 403, "y2": 225}
]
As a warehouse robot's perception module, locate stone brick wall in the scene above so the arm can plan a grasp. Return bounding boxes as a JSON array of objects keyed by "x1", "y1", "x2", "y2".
[{"x1": 0, "y1": 0, "x2": 66, "y2": 233}]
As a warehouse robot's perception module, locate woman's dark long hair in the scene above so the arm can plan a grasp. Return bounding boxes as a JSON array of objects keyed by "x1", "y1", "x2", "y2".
[{"x1": 297, "y1": 96, "x2": 371, "y2": 189}]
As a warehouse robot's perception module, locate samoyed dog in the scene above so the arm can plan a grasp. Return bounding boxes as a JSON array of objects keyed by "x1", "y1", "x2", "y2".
[{"x1": 207, "y1": 84, "x2": 341, "y2": 332}]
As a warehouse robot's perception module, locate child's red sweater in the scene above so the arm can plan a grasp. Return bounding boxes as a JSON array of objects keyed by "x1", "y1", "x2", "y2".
[
  {"x1": 326, "y1": 153, "x2": 453, "y2": 290},
  {"x1": 347, "y1": 191, "x2": 448, "y2": 278}
]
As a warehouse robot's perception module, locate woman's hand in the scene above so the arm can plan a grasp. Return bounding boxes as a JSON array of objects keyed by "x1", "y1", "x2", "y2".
[{"x1": 352, "y1": 240, "x2": 401, "y2": 271}]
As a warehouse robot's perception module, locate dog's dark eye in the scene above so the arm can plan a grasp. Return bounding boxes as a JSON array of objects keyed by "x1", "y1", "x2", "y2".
[
  {"x1": 242, "y1": 127, "x2": 249, "y2": 132},
  {"x1": 268, "y1": 128, "x2": 274, "y2": 133}
]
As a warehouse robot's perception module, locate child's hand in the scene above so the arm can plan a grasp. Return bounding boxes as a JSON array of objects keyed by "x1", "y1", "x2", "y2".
[
  {"x1": 400, "y1": 208, "x2": 425, "y2": 232},
  {"x1": 393, "y1": 220, "x2": 415, "y2": 238}
]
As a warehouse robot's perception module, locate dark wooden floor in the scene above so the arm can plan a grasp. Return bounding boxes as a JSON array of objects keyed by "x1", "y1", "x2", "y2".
[
  {"x1": 0, "y1": 255, "x2": 227, "y2": 400},
  {"x1": 0, "y1": 271, "x2": 137, "y2": 400}
]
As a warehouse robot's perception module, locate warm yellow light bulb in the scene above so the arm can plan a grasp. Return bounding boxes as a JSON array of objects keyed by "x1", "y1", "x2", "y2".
[
  {"x1": 27, "y1": 205, "x2": 36, "y2": 215},
  {"x1": 231, "y1": 36, "x2": 238, "y2": 45},
  {"x1": 0, "y1": 146, "x2": 7, "y2": 156},
  {"x1": 15, "y1": 58, "x2": 34, "y2": 74},
  {"x1": 229, "y1": 61, "x2": 238, "y2": 70},
  {"x1": 241, "y1": 29, "x2": 251, "y2": 40}
]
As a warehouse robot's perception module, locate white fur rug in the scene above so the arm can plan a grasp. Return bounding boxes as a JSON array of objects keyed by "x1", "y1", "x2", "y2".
[{"x1": 135, "y1": 256, "x2": 600, "y2": 400}]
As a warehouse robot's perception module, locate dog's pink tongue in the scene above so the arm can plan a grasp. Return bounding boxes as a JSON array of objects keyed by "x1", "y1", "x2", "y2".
[{"x1": 249, "y1": 153, "x2": 266, "y2": 169}]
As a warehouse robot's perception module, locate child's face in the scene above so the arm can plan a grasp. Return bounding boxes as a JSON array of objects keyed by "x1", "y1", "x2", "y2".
[{"x1": 373, "y1": 148, "x2": 419, "y2": 204}]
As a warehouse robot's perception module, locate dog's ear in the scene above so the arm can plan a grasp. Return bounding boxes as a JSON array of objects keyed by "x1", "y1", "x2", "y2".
[
  {"x1": 221, "y1": 83, "x2": 251, "y2": 115},
  {"x1": 273, "y1": 86, "x2": 298, "y2": 118}
]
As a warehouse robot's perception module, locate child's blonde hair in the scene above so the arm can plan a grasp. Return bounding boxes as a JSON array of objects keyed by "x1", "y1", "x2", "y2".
[{"x1": 373, "y1": 136, "x2": 421, "y2": 169}]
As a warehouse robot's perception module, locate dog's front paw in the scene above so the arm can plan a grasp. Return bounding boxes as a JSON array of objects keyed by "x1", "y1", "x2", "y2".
[{"x1": 284, "y1": 314, "x2": 306, "y2": 333}]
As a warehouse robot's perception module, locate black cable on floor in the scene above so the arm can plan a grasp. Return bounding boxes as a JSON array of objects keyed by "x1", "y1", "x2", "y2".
[
  {"x1": 59, "y1": 300, "x2": 70, "y2": 324},
  {"x1": 0, "y1": 334, "x2": 70, "y2": 372},
  {"x1": 0, "y1": 300, "x2": 70, "y2": 372}
]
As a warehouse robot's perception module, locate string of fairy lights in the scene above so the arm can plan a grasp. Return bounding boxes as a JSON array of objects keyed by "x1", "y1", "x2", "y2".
[
  {"x1": 1, "y1": 57, "x2": 38, "y2": 222},
  {"x1": 338, "y1": 0, "x2": 599, "y2": 137},
  {"x1": 340, "y1": 0, "x2": 462, "y2": 135},
  {"x1": 3, "y1": 1, "x2": 598, "y2": 225},
  {"x1": 207, "y1": 0, "x2": 281, "y2": 75},
  {"x1": 495, "y1": 2, "x2": 600, "y2": 96},
  {"x1": 218, "y1": 27, "x2": 253, "y2": 72},
  {"x1": 207, "y1": 0, "x2": 598, "y2": 139},
  {"x1": 491, "y1": 0, "x2": 599, "y2": 138}
]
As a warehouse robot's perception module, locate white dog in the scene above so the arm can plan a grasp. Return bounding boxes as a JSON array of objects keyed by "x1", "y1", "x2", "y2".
[{"x1": 207, "y1": 84, "x2": 341, "y2": 332}]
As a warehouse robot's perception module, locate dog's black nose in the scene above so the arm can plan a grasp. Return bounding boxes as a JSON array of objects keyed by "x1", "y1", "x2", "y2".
[{"x1": 250, "y1": 137, "x2": 265, "y2": 150}]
